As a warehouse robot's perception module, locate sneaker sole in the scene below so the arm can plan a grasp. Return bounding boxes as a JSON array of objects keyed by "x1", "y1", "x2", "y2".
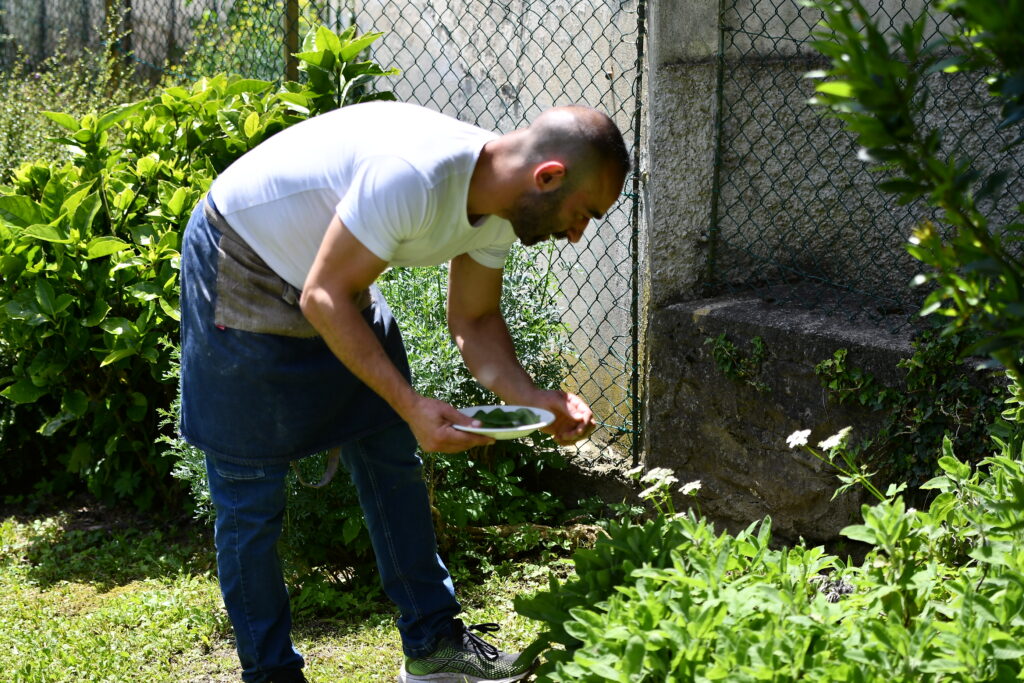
[{"x1": 397, "y1": 664, "x2": 533, "y2": 683}]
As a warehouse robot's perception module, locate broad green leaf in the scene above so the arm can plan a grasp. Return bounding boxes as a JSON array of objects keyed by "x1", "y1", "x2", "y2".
[
  {"x1": 276, "y1": 91, "x2": 311, "y2": 114},
  {"x1": 1, "y1": 380, "x2": 48, "y2": 404},
  {"x1": 165, "y1": 187, "x2": 188, "y2": 217},
  {"x1": 41, "y1": 110, "x2": 82, "y2": 132},
  {"x1": 86, "y1": 236, "x2": 131, "y2": 259},
  {"x1": 128, "y1": 282, "x2": 164, "y2": 302},
  {"x1": 0, "y1": 254, "x2": 26, "y2": 279},
  {"x1": 158, "y1": 297, "x2": 180, "y2": 322},
  {"x1": 38, "y1": 410, "x2": 78, "y2": 437},
  {"x1": 293, "y1": 50, "x2": 329, "y2": 69},
  {"x1": 63, "y1": 389, "x2": 89, "y2": 417},
  {"x1": 53, "y1": 294, "x2": 74, "y2": 316},
  {"x1": 73, "y1": 192, "x2": 104, "y2": 234},
  {"x1": 22, "y1": 223, "x2": 70, "y2": 244},
  {"x1": 40, "y1": 175, "x2": 67, "y2": 216},
  {"x1": 574, "y1": 653, "x2": 623, "y2": 681},
  {"x1": 937, "y1": 454, "x2": 970, "y2": 480},
  {"x1": 243, "y1": 111, "x2": 261, "y2": 139},
  {"x1": 815, "y1": 81, "x2": 854, "y2": 97},
  {"x1": 315, "y1": 25, "x2": 343, "y2": 54},
  {"x1": 225, "y1": 78, "x2": 274, "y2": 96},
  {"x1": 993, "y1": 644, "x2": 1024, "y2": 659},
  {"x1": 113, "y1": 187, "x2": 136, "y2": 211},
  {"x1": 82, "y1": 299, "x2": 111, "y2": 327},
  {"x1": 35, "y1": 280, "x2": 57, "y2": 318},
  {"x1": 342, "y1": 514, "x2": 362, "y2": 544},
  {"x1": 100, "y1": 317, "x2": 136, "y2": 336},
  {"x1": 4, "y1": 298, "x2": 46, "y2": 325},
  {"x1": 100, "y1": 347, "x2": 138, "y2": 367},
  {"x1": 840, "y1": 523, "x2": 877, "y2": 545},
  {"x1": 60, "y1": 183, "x2": 96, "y2": 220},
  {"x1": 969, "y1": 541, "x2": 1010, "y2": 566},
  {"x1": 340, "y1": 32, "x2": 384, "y2": 62},
  {"x1": 0, "y1": 195, "x2": 45, "y2": 227},
  {"x1": 96, "y1": 101, "x2": 144, "y2": 133}
]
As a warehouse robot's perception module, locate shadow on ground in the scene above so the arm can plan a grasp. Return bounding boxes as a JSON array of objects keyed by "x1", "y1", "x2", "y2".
[{"x1": 1, "y1": 496, "x2": 216, "y2": 591}]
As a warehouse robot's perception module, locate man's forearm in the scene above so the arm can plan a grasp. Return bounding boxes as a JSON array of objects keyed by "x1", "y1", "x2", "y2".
[
  {"x1": 301, "y1": 289, "x2": 419, "y2": 418},
  {"x1": 450, "y1": 311, "x2": 541, "y2": 405}
]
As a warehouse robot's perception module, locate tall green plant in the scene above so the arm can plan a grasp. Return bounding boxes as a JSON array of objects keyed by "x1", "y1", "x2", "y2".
[
  {"x1": 804, "y1": 0, "x2": 1024, "y2": 395},
  {"x1": 0, "y1": 25, "x2": 398, "y2": 507}
]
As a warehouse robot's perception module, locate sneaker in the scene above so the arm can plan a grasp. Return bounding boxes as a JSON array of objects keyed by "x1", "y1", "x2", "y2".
[{"x1": 398, "y1": 620, "x2": 537, "y2": 683}]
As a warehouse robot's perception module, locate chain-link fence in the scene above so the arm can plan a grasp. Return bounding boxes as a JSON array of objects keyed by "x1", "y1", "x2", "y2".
[
  {"x1": 708, "y1": 0, "x2": 1023, "y2": 331},
  {"x1": 0, "y1": 0, "x2": 647, "y2": 464}
]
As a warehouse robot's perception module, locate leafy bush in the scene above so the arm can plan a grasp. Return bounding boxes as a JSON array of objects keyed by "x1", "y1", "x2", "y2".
[
  {"x1": 379, "y1": 245, "x2": 573, "y2": 531},
  {"x1": 0, "y1": 31, "x2": 149, "y2": 184},
  {"x1": 0, "y1": 25, "x2": 397, "y2": 507},
  {"x1": 517, "y1": 437, "x2": 1024, "y2": 681},
  {"x1": 806, "y1": 0, "x2": 1024, "y2": 394}
]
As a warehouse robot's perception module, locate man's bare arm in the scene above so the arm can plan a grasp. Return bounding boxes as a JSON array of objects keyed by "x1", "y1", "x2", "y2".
[
  {"x1": 301, "y1": 216, "x2": 492, "y2": 453},
  {"x1": 447, "y1": 253, "x2": 595, "y2": 444}
]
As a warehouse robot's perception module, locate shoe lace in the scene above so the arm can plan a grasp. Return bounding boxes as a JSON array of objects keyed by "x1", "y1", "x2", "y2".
[{"x1": 456, "y1": 620, "x2": 501, "y2": 662}]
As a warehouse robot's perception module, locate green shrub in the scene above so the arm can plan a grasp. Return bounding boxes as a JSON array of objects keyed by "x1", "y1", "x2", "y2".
[
  {"x1": 518, "y1": 437, "x2": 1024, "y2": 681},
  {"x1": 0, "y1": 25, "x2": 397, "y2": 508},
  {"x1": 815, "y1": 328, "x2": 1004, "y2": 488},
  {"x1": 379, "y1": 245, "x2": 573, "y2": 530},
  {"x1": 0, "y1": 32, "x2": 149, "y2": 184},
  {"x1": 806, "y1": 0, "x2": 1024, "y2": 394}
]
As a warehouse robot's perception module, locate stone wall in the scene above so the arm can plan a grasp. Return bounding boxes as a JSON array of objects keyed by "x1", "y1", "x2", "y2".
[{"x1": 645, "y1": 295, "x2": 914, "y2": 543}]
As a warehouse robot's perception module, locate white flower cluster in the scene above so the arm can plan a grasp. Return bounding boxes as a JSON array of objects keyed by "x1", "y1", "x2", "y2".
[
  {"x1": 786, "y1": 427, "x2": 852, "y2": 451},
  {"x1": 628, "y1": 466, "x2": 703, "y2": 500},
  {"x1": 639, "y1": 467, "x2": 678, "y2": 498}
]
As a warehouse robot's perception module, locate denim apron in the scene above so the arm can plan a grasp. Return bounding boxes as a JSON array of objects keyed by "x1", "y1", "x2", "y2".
[{"x1": 179, "y1": 194, "x2": 409, "y2": 465}]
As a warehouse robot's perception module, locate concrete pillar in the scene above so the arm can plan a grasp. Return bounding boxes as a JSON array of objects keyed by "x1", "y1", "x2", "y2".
[{"x1": 644, "y1": 0, "x2": 721, "y2": 308}]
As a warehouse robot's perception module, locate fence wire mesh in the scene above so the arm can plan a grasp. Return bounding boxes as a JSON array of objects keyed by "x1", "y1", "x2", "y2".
[
  {"x1": 710, "y1": 0, "x2": 1023, "y2": 332},
  {"x1": 0, "y1": 0, "x2": 646, "y2": 465}
]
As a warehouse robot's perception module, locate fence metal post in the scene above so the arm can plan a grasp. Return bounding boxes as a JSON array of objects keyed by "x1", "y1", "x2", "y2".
[{"x1": 284, "y1": 0, "x2": 299, "y2": 81}]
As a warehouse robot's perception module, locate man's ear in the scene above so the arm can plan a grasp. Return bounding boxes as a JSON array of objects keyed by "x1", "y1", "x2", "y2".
[{"x1": 532, "y1": 161, "x2": 566, "y2": 192}]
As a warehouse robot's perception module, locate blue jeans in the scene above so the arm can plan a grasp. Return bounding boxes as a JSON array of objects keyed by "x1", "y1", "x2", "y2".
[{"x1": 207, "y1": 422, "x2": 461, "y2": 682}]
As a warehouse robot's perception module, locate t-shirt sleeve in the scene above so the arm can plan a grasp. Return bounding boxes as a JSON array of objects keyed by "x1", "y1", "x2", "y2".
[
  {"x1": 335, "y1": 157, "x2": 434, "y2": 262},
  {"x1": 467, "y1": 239, "x2": 514, "y2": 270}
]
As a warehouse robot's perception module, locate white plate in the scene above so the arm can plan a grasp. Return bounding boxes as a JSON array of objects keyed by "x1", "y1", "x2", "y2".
[{"x1": 452, "y1": 405, "x2": 555, "y2": 440}]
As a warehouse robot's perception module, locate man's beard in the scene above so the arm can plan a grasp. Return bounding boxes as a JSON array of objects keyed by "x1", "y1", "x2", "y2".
[{"x1": 508, "y1": 185, "x2": 570, "y2": 246}]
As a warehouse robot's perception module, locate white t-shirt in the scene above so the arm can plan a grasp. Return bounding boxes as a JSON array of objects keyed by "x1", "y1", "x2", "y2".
[{"x1": 209, "y1": 102, "x2": 517, "y2": 290}]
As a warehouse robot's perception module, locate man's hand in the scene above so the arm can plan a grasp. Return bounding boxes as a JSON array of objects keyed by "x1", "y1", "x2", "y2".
[
  {"x1": 406, "y1": 395, "x2": 496, "y2": 453},
  {"x1": 532, "y1": 390, "x2": 596, "y2": 445}
]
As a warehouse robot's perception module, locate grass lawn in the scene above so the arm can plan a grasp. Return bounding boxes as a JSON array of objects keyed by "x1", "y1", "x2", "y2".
[{"x1": 0, "y1": 501, "x2": 556, "y2": 682}]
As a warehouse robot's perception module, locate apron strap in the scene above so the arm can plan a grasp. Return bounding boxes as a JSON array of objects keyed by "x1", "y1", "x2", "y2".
[{"x1": 291, "y1": 447, "x2": 341, "y2": 488}]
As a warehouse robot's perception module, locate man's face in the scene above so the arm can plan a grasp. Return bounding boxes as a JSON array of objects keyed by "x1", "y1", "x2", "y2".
[
  {"x1": 509, "y1": 167, "x2": 623, "y2": 247},
  {"x1": 508, "y1": 184, "x2": 573, "y2": 246}
]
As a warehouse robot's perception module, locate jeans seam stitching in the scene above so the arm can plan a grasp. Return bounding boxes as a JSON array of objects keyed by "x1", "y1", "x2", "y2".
[{"x1": 360, "y1": 439, "x2": 424, "y2": 620}]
